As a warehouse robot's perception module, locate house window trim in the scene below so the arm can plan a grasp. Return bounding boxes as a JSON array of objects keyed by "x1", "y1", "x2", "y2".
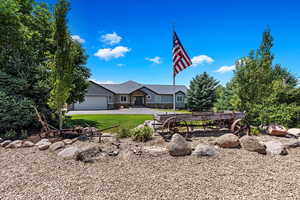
[
  {"x1": 120, "y1": 95, "x2": 128, "y2": 103},
  {"x1": 176, "y1": 95, "x2": 184, "y2": 103}
]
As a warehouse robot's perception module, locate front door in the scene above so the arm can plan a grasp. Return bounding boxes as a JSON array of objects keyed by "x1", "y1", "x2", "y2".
[{"x1": 134, "y1": 96, "x2": 144, "y2": 106}]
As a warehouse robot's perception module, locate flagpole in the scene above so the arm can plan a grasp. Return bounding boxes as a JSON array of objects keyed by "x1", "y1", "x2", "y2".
[{"x1": 172, "y1": 24, "x2": 176, "y2": 112}]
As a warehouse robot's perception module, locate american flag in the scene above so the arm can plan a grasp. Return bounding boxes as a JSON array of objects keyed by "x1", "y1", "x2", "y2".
[{"x1": 173, "y1": 31, "x2": 192, "y2": 76}]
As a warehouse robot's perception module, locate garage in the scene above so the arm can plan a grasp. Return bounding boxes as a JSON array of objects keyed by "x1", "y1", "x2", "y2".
[{"x1": 74, "y1": 96, "x2": 108, "y2": 110}]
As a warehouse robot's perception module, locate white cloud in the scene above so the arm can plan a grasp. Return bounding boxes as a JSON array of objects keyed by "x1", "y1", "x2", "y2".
[
  {"x1": 191, "y1": 55, "x2": 214, "y2": 66},
  {"x1": 94, "y1": 46, "x2": 130, "y2": 61},
  {"x1": 90, "y1": 79, "x2": 116, "y2": 84},
  {"x1": 101, "y1": 32, "x2": 122, "y2": 45},
  {"x1": 71, "y1": 35, "x2": 85, "y2": 43},
  {"x1": 117, "y1": 63, "x2": 125, "y2": 67},
  {"x1": 145, "y1": 56, "x2": 162, "y2": 64},
  {"x1": 215, "y1": 65, "x2": 235, "y2": 73}
]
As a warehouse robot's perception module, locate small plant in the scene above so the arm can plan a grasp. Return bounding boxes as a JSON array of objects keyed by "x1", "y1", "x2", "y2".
[
  {"x1": 250, "y1": 126, "x2": 261, "y2": 136},
  {"x1": 3, "y1": 130, "x2": 18, "y2": 140},
  {"x1": 130, "y1": 126, "x2": 153, "y2": 142},
  {"x1": 116, "y1": 127, "x2": 131, "y2": 139}
]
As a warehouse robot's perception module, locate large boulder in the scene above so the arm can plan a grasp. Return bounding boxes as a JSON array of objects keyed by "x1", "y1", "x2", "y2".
[
  {"x1": 264, "y1": 141, "x2": 288, "y2": 155},
  {"x1": 22, "y1": 141, "x2": 34, "y2": 148},
  {"x1": 288, "y1": 128, "x2": 300, "y2": 138},
  {"x1": 0, "y1": 140, "x2": 11, "y2": 147},
  {"x1": 35, "y1": 139, "x2": 50, "y2": 146},
  {"x1": 268, "y1": 125, "x2": 288, "y2": 136},
  {"x1": 75, "y1": 145, "x2": 101, "y2": 163},
  {"x1": 214, "y1": 134, "x2": 240, "y2": 148},
  {"x1": 49, "y1": 141, "x2": 65, "y2": 152},
  {"x1": 192, "y1": 144, "x2": 217, "y2": 157},
  {"x1": 5, "y1": 140, "x2": 22, "y2": 149},
  {"x1": 57, "y1": 146, "x2": 80, "y2": 160},
  {"x1": 38, "y1": 142, "x2": 51, "y2": 150},
  {"x1": 239, "y1": 136, "x2": 266, "y2": 154},
  {"x1": 167, "y1": 134, "x2": 192, "y2": 156}
]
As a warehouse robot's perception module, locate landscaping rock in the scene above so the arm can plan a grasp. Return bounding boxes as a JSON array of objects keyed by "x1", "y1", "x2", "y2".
[
  {"x1": 284, "y1": 140, "x2": 300, "y2": 148},
  {"x1": 192, "y1": 144, "x2": 217, "y2": 157},
  {"x1": 167, "y1": 134, "x2": 192, "y2": 156},
  {"x1": 288, "y1": 128, "x2": 300, "y2": 138},
  {"x1": 57, "y1": 146, "x2": 80, "y2": 160},
  {"x1": 49, "y1": 141, "x2": 65, "y2": 152},
  {"x1": 215, "y1": 134, "x2": 240, "y2": 148},
  {"x1": 63, "y1": 139, "x2": 73, "y2": 145},
  {"x1": 22, "y1": 141, "x2": 34, "y2": 148},
  {"x1": 0, "y1": 140, "x2": 11, "y2": 147},
  {"x1": 78, "y1": 135, "x2": 89, "y2": 141},
  {"x1": 38, "y1": 142, "x2": 51, "y2": 150},
  {"x1": 0, "y1": 138, "x2": 3, "y2": 143},
  {"x1": 239, "y1": 136, "x2": 266, "y2": 154},
  {"x1": 5, "y1": 140, "x2": 22, "y2": 149},
  {"x1": 264, "y1": 141, "x2": 288, "y2": 155},
  {"x1": 75, "y1": 145, "x2": 101, "y2": 163},
  {"x1": 143, "y1": 146, "x2": 168, "y2": 156},
  {"x1": 268, "y1": 125, "x2": 288, "y2": 136},
  {"x1": 35, "y1": 139, "x2": 50, "y2": 146}
]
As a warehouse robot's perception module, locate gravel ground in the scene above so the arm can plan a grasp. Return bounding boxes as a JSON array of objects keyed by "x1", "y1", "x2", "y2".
[{"x1": 1, "y1": 136, "x2": 300, "y2": 200}]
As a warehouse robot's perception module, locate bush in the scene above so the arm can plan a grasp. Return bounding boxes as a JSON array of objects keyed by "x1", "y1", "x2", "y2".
[
  {"x1": 2, "y1": 130, "x2": 18, "y2": 140},
  {"x1": 0, "y1": 91, "x2": 36, "y2": 132},
  {"x1": 130, "y1": 126, "x2": 153, "y2": 142},
  {"x1": 116, "y1": 127, "x2": 131, "y2": 139}
]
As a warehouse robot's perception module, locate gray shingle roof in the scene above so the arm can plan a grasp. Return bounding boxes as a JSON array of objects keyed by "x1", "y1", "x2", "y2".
[{"x1": 92, "y1": 80, "x2": 187, "y2": 95}]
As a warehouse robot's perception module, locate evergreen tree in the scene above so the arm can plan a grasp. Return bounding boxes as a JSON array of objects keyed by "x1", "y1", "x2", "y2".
[
  {"x1": 48, "y1": 0, "x2": 74, "y2": 130},
  {"x1": 187, "y1": 72, "x2": 219, "y2": 111}
]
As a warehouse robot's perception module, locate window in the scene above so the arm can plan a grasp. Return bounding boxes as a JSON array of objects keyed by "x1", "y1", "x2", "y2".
[
  {"x1": 108, "y1": 96, "x2": 112, "y2": 103},
  {"x1": 176, "y1": 95, "x2": 184, "y2": 103},
  {"x1": 120, "y1": 95, "x2": 127, "y2": 102},
  {"x1": 147, "y1": 95, "x2": 151, "y2": 99}
]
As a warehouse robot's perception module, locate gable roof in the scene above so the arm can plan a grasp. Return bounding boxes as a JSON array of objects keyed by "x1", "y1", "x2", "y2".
[{"x1": 90, "y1": 80, "x2": 187, "y2": 95}]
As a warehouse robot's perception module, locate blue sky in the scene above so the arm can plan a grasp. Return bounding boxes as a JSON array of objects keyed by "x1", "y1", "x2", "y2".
[{"x1": 42, "y1": 0, "x2": 300, "y2": 86}]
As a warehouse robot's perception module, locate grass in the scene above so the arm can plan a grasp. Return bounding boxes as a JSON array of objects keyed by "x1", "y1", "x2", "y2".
[
  {"x1": 153, "y1": 109, "x2": 191, "y2": 113},
  {"x1": 68, "y1": 114, "x2": 153, "y2": 133}
]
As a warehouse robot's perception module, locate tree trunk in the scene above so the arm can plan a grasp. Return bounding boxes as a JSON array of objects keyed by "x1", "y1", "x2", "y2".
[{"x1": 59, "y1": 109, "x2": 63, "y2": 130}]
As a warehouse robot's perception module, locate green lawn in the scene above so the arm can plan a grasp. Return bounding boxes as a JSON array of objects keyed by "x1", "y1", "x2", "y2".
[{"x1": 69, "y1": 114, "x2": 153, "y2": 133}]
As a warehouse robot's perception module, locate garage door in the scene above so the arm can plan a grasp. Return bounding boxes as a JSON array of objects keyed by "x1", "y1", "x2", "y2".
[{"x1": 74, "y1": 96, "x2": 107, "y2": 110}]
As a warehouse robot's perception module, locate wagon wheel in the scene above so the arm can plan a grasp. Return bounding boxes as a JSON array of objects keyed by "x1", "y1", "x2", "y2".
[
  {"x1": 215, "y1": 119, "x2": 227, "y2": 129},
  {"x1": 161, "y1": 116, "x2": 190, "y2": 138},
  {"x1": 231, "y1": 119, "x2": 250, "y2": 137}
]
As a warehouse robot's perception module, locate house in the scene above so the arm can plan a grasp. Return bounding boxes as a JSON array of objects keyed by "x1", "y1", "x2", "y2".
[{"x1": 71, "y1": 80, "x2": 188, "y2": 110}]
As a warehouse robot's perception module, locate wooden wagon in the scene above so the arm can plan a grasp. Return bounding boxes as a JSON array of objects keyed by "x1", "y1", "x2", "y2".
[{"x1": 154, "y1": 111, "x2": 250, "y2": 137}]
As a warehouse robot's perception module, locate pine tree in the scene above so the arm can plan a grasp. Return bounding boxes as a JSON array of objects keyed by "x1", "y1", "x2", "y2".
[
  {"x1": 187, "y1": 72, "x2": 219, "y2": 111},
  {"x1": 48, "y1": 0, "x2": 74, "y2": 130}
]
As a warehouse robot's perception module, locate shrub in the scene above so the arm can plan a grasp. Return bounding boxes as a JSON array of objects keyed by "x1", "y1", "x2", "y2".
[
  {"x1": 130, "y1": 126, "x2": 153, "y2": 142},
  {"x1": 0, "y1": 91, "x2": 36, "y2": 132},
  {"x1": 3, "y1": 130, "x2": 18, "y2": 140},
  {"x1": 116, "y1": 127, "x2": 131, "y2": 139}
]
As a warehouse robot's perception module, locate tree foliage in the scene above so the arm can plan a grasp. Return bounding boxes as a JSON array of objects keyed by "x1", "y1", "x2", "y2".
[
  {"x1": 217, "y1": 29, "x2": 300, "y2": 127},
  {"x1": 48, "y1": 0, "x2": 74, "y2": 129},
  {"x1": 187, "y1": 72, "x2": 219, "y2": 111},
  {"x1": 0, "y1": 0, "x2": 90, "y2": 133}
]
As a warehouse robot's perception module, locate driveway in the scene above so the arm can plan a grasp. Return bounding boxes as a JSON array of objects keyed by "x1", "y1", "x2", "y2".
[{"x1": 67, "y1": 108, "x2": 175, "y2": 115}]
